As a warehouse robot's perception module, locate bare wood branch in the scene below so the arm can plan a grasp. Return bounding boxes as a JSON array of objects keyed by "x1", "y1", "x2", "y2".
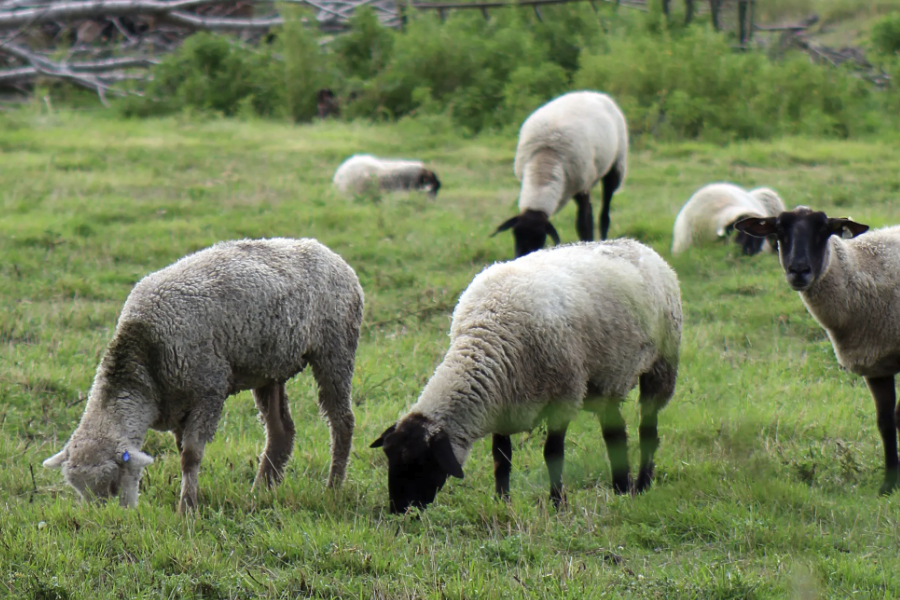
[{"x1": 0, "y1": 0, "x2": 244, "y2": 27}]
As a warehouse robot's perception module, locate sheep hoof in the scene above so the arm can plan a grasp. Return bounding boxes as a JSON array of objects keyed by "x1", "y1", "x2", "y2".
[
  {"x1": 550, "y1": 490, "x2": 567, "y2": 510},
  {"x1": 634, "y1": 468, "x2": 654, "y2": 494},
  {"x1": 879, "y1": 474, "x2": 900, "y2": 496},
  {"x1": 612, "y1": 473, "x2": 632, "y2": 495}
]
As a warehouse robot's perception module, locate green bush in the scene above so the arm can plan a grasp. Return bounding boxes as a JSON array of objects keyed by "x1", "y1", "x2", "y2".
[
  {"x1": 872, "y1": 13, "x2": 900, "y2": 56},
  {"x1": 120, "y1": 32, "x2": 284, "y2": 118},
  {"x1": 121, "y1": 5, "x2": 894, "y2": 141}
]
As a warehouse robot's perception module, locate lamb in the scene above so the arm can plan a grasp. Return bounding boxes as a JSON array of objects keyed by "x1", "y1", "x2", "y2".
[
  {"x1": 493, "y1": 91, "x2": 629, "y2": 258},
  {"x1": 734, "y1": 207, "x2": 900, "y2": 495},
  {"x1": 371, "y1": 239, "x2": 682, "y2": 513},
  {"x1": 43, "y1": 238, "x2": 364, "y2": 512},
  {"x1": 333, "y1": 154, "x2": 441, "y2": 197},
  {"x1": 671, "y1": 183, "x2": 785, "y2": 256}
]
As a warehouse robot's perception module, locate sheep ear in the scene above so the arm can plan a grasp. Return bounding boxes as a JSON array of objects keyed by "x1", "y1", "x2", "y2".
[
  {"x1": 370, "y1": 423, "x2": 397, "y2": 448},
  {"x1": 828, "y1": 218, "x2": 868, "y2": 240},
  {"x1": 545, "y1": 221, "x2": 561, "y2": 246},
  {"x1": 491, "y1": 216, "x2": 519, "y2": 237},
  {"x1": 734, "y1": 216, "x2": 777, "y2": 238},
  {"x1": 431, "y1": 432, "x2": 464, "y2": 479},
  {"x1": 124, "y1": 449, "x2": 154, "y2": 468},
  {"x1": 43, "y1": 448, "x2": 69, "y2": 469}
]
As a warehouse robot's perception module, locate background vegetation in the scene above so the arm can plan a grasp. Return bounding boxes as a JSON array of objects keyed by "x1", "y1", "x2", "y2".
[
  {"x1": 116, "y1": 2, "x2": 900, "y2": 141},
  {"x1": 2, "y1": 103, "x2": 900, "y2": 598}
]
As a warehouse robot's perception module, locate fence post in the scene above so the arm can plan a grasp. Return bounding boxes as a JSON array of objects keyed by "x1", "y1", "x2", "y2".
[
  {"x1": 738, "y1": 0, "x2": 748, "y2": 45},
  {"x1": 662, "y1": 0, "x2": 670, "y2": 17},
  {"x1": 685, "y1": 0, "x2": 694, "y2": 24},
  {"x1": 709, "y1": 0, "x2": 720, "y2": 30}
]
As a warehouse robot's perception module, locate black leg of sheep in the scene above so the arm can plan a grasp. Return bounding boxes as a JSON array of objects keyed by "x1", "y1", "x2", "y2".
[
  {"x1": 574, "y1": 192, "x2": 594, "y2": 242},
  {"x1": 544, "y1": 426, "x2": 568, "y2": 508},
  {"x1": 865, "y1": 375, "x2": 900, "y2": 495},
  {"x1": 600, "y1": 168, "x2": 623, "y2": 241},
  {"x1": 600, "y1": 403, "x2": 631, "y2": 495},
  {"x1": 492, "y1": 434, "x2": 513, "y2": 500}
]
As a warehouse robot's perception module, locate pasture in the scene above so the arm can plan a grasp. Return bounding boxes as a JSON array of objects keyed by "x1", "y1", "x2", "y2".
[{"x1": 2, "y1": 109, "x2": 900, "y2": 598}]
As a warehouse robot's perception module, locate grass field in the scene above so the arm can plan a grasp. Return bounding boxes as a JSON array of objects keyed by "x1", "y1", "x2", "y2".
[{"x1": 2, "y1": 108, "x2": 900, "y2": 599}]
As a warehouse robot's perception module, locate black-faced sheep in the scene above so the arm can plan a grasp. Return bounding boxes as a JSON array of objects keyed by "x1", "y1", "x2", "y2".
[
  {"x1": 733, "y1": 207, "x2": 900, "y2": 494},
  {"x1": 493, "y1": 91, "x2": 628, "y2": 258},
  {"x1": 44, "y1": 238, "x2": 364, "y2": 512},
  {"x1": 371, "y1": 239, "x2": 682, "y2": 513},
  {"x1": 333, "y1": 154, "x2": 441, "y2": 198},
  {"x1": 672, "y1": 183, "x2": 785, "y2": 256}
]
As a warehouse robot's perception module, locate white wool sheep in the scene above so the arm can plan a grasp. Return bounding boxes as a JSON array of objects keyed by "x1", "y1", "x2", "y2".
[
  {"x1": 735, "y1": 206, "x2": 900, "y2": 495},
  {"x1": 493, "y1": 91, "x2": 629, "y2": 257},
  {"x1": 44, "y1": 238, "x2": 364, "y2": 512},
  {"x1": 371, "y1": 239, "x2": 682, "y2": 513},
  {"x1": 671, "y1": 183, "x2": 785, "y2": 255},
  {"x1": 332, "y1": 154, "x2": 441, "y2": 197}
]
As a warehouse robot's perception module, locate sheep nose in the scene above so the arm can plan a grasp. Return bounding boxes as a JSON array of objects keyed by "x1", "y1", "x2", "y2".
[{"x1": 789, "y1": 264, "x2": 811, "y2": 277}]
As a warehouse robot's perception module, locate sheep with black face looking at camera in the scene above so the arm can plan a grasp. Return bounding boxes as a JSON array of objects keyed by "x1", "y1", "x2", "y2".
[
  {"x1": 44, "y1": 238, "x2": 364, "y2": 513},
  {"x1": 735, "y1": 206, "x2": 900, "y2": 495},
  {"x1": 493, "y1": 91, "x2": 628, "y2": 258},
  {"x1": 371, "y1": 239, "x2": 682, "y2": 513}
]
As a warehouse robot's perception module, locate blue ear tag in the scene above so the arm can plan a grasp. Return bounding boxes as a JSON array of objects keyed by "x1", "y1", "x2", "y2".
[{"x1": 123, "y1": 451, "x2": 130, "y2": 462}]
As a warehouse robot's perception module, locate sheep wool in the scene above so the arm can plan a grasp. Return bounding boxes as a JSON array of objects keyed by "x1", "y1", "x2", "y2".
[
  {"x1": 332, "y1": 154, "x2": 440, "y2": 197},
  {"x1": 671, "y1": 183, "x2": 785, "y2": 255},
  {"x1": 373, "y1": 239, "x2": 682, "y2": 512},
  {"x1": 494, "y1": 91, "x2": 629, "y2": 257},
  {"x1": 44, "y1": 238, "x2": 364, "y2": 512}
]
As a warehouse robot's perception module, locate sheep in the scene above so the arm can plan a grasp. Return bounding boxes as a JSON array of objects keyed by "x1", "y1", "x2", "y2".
[
  {"x1": 733, "y1": 206, "x2": 900, "y2": 495},
  {"x1": 371, "y1": 239, "x2": 682, "y2": 513},
  {"x1": 43, "y1": 238, "x2": 364, "y2": 512},
  {"x1": 333, "y1": 154, "x2": 441, "y2": 198},
  {"x1": 671, "y1": 183, "x2": 785, "y2": 256},
  {"x1": 492, "y1": 91, "x2": 628, "y2": 258}
]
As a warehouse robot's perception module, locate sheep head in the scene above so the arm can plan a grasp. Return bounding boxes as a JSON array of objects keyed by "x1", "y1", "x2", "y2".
[
  {"x1": 735, "y1": 206, "x2": 869, "y2": 291},
  {"x1": 44, "y1": 438, "x2": 153, "y2": 507},
  {"x1": 370, "y1": 413, "x2": 463, "y2": 514}
]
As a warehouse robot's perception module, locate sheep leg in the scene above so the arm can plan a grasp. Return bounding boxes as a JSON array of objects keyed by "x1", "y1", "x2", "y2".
[
  {"x1": 574, "y1": 192, "x2": 594, "y2": 242},
  {"x1": 492, "y1": 434, "x2": 512, "y2": 500},
  {"x1": 635, "y1": 406, "x2": 660, "y2": 494},
  {"x1": 599, "y1": 167, "x2": 622, "y2": 240},
  {"x1": 177, "y1": 395, "x2": 226, "y2": 513},
  {"x1": 178, "y1": 439, "x2": 206, "y2": 514},
  {"x1": 252, "y1": 381, "x2": 296, "y2": 490},
  {"x1": 544, "y1": 426, "x2": 568, "y2": 508},
  {"x1": 310, "y1": 351, "x2": 356, "y2": 488},
  {"x1": 600, "y1": 402, "x2": 631, "y2": 494},
  {"x1": 866, "y1": 375, "x2": 900, "y2": 495}
]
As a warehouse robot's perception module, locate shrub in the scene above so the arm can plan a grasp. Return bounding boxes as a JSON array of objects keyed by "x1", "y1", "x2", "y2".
[
  {"x1": 872, "y1": 13, "x2": 900, "y2": 56},
  {"x1": 120, "y1": 32, "x2": 284, "y2": 118}
]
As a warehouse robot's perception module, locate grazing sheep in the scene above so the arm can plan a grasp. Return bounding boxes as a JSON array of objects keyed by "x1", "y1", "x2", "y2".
[
  {"x1": 43, "y1": 238, "x2": 364, "y2": 512},
  {"x1": 333, "y1": 154, "x2": 441, "y2": 198},
  {"x1": 671, "y1": 183, "x2": 785, "y2": 256},
  {"x1": 734, "y1": 207, "x2": 900, "y2": 494},
  {"x1": 371, "y1": 239, "x2": 682, "y2": 513},
  {"x1": 493, "y1": 91, "x2": 628, "y2": 258}
]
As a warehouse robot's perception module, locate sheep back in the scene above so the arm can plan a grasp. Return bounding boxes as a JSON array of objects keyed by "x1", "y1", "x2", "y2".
[
  {"x1": 802, "y1": 226, "x2": 900, "y2": 378},
  {"x1": 332, "y1": 154, "x2": 432, "y2": 195},
  {"x1": 116, "y1": 237, "x2": 364, "y2": 428},
  {"x1": 671, "y1": 183, "x2": 782, "y2": 254},
  {"x1": 514, "y1": 91, "x2": 628, "y2": 216},
  {"x1": 414, "y1": 240, "x2": 681, "y2": 439}
]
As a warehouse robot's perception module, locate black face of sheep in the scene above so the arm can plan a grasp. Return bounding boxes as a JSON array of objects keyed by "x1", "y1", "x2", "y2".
[
  {"x1": 492, "y1": 210, "x2": 561, "y2": 258},
  {"x1": 370, "y1": 415, "x2": 464, "y2": 514},
  {"x1": 735, "y1": 207, "x2": 869, "y2": 291},
  {"x1": 418, "y1": 170, "x2": 441, "y2": 198}
]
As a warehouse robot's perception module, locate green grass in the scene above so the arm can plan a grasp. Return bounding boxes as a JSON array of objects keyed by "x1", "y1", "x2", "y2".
[{"x1": 3, "y1": 108, "x2": 900, "y2": 599}]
